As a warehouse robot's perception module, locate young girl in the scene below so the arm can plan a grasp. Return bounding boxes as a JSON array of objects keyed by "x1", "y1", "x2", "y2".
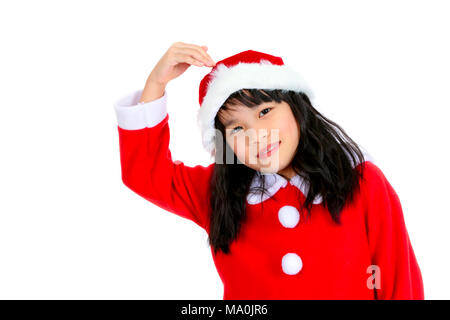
[{"x1": 114, "y1": 42, "x2": 424, "y2": 300}]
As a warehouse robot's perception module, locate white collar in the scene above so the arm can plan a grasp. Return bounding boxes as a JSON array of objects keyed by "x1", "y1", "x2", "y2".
[
  {"x1": 246, "y1": 172, "x2": 323, "y2": 205},
  {"x1": 246, "y1": 148, "x2": 374, "y2": 205}
]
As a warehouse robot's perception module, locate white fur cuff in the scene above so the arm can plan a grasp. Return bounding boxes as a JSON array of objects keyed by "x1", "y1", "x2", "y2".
[{"x1": 114, "y1": 89, "x2": 168, "y2": 130}]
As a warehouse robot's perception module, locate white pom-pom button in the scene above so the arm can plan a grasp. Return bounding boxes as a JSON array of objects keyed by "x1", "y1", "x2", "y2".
[
  {"x1": 282, "y1": 253, "x2": 303, "y2": 275},
  {"x1": 278, "y1": 205, "x2": 300, "y2": 228}
]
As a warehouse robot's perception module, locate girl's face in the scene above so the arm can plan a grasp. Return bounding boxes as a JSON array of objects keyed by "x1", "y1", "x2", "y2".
[{"x1": 218, "y1": 98, "x2": 300, "y2": 178}]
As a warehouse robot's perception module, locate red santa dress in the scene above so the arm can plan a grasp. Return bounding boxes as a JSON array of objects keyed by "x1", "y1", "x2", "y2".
[{"x1": 114, "y1": 88, "x2": 425, "y2": 300}]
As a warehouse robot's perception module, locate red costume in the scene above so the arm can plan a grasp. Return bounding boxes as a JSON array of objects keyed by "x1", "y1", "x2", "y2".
[{"x1": 114, "y1": 88, "x2": 425, "y2": 300}]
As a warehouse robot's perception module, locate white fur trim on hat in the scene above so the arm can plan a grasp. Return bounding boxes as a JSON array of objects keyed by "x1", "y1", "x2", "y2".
[{"x1": 197, "y1": 60, "x2": 315, "y2": 157}]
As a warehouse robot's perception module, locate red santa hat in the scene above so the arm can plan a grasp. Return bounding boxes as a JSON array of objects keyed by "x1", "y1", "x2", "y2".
[{"x1": 197, "y1": 49, "x2": 315, "y2": 157}]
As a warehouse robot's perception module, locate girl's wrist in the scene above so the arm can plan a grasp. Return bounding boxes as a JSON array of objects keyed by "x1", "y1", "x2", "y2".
[{"x1": 139, "y1": 78, "x2": 166, "y2": 103}]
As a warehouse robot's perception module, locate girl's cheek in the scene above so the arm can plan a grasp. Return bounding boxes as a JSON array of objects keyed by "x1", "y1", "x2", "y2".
[
  {"x1": 232, "y1": 136, "x2": 254, "y2": 165},
  {"x1": 232, "y1": 136, "x2": 241, "y2": 154},
  {"x1": 228, "y1": 136, "x2": 244, "y2": 160}
]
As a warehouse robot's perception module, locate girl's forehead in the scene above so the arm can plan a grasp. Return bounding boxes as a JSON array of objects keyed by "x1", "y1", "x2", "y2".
[
  {"x1": 218, "y1": 104, "x2": 254, "y2": 122},
  {"x1": 222, "y1": 103, "x2": 246, "y2": 113},
  {"x1": 218, "y1": 103, "x2": 242, "y2": 117}
]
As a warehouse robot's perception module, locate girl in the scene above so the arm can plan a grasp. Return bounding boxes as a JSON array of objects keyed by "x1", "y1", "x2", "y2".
[{"x1": 114, "y1": 42, "x2": 424, "y2": 300}]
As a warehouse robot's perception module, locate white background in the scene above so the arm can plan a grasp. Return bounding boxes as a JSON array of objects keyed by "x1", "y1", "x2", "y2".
[{"x1": 0, "y1": 0, "x2": 448, "y2": 299}]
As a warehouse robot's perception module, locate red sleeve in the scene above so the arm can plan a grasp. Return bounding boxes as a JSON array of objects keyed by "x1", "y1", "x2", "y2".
[
  {"x1": 115, "y1": 89, "x2": 215, "y2": 231},
  {"x1": 362, "y1": 161, "x2": 424, "y2": 299}
]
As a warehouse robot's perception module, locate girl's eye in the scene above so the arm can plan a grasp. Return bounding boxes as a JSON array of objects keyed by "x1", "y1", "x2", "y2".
[
  {"x1": 259, "y1": 107, "x2": 272, "y2": 117},
  {"x1": 231, "y1": 126, "x2": 243, "y2": 134},
  {"x1": 230, "y1": 108, "x2": 272, "y2": 135}
]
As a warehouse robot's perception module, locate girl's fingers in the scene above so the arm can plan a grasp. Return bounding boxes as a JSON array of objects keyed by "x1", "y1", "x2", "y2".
[
  {"x1": 202, "y1": 49, "x2": 215, "y2": 65},
  {"x1": 185, "y1": 56, "x2": 204, "y2": 67},
  {"x1": 200, "y1": 45, "x2": 214, "y2": 63},
  {"x1": 185, "y1": 49, "x2": 213, "y2": 66},
  {"x1": 188, "y1": 46, "x2": 213, "y2": 65},
  {"x1": 177, "y1": 43, "x2": 215, "y2": 66},
  {"x1": 173, "y1": 48, "x2": 203, "y2": 65},
  {"x1": 172, "y1": 48, "x2": 204, "y2": 67}
]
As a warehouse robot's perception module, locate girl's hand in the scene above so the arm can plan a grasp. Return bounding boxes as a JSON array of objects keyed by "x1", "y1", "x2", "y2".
[{"x1": 148, "y1": 41, "x2": 216, "y2": 86}]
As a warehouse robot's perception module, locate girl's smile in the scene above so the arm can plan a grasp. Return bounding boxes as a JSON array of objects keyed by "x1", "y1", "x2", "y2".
[{"x1": 258, "y1": 141, "x2": 281, "y2": 159}]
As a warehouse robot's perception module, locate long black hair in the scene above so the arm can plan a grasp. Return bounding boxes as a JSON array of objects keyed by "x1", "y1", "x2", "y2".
[{"x1": 207, "y1": 88, "x2": 367, "y2": 255}]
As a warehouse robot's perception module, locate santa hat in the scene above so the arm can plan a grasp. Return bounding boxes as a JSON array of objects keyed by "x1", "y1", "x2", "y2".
[{"x1": 197, "y1": 49, "x2": 315, "y2": 158}]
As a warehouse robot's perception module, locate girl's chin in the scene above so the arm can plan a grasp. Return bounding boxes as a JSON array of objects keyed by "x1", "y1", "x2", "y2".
[
  {"x1": 256, "y1": 153, "x2": 283, "y2": 168},
  {"x1": 256, "y1": 160, "x2": 284, "y2": 173}
]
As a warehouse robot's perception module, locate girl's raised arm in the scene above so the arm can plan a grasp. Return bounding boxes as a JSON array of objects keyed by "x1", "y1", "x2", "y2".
[{"x1": 113, "y1": 42, "x2": 216, "y2": 230}]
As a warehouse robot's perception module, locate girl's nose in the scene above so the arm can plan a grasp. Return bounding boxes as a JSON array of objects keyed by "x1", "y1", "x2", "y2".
[{"x1": 250, "y1": 127, "x2": 269, "y2": 144}]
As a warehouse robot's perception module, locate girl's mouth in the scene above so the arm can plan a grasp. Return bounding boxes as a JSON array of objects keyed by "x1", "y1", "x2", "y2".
[{"x1": 258, "y1": 141, "x2": 281, "y2": 159}]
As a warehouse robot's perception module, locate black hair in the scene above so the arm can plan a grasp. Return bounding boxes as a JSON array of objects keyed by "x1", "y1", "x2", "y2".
[{"x1": 207, "y1": 88, "x2": 367, "y2": 255}]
